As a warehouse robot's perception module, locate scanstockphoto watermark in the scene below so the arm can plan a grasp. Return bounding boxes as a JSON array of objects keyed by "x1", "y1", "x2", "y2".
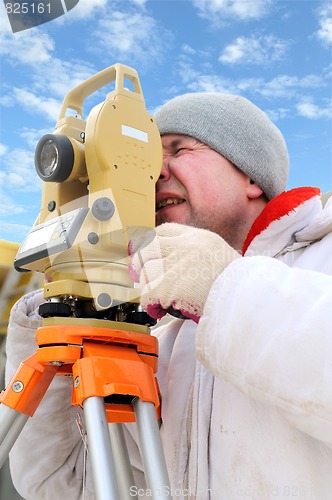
[
  {"x1": 4, "y1": 0, "x2": 80, "y2": 33},
  {"x1": 237, "y1": 484, "x2": 314, "y2": 497},
  {"x1": 129, "y1": 485, "x2": 212, "y2": 497}
]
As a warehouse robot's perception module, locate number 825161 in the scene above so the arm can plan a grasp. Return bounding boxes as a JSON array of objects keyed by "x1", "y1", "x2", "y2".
[{"x1": 5, "y1": 3, "x2": 51, "y2": 15}]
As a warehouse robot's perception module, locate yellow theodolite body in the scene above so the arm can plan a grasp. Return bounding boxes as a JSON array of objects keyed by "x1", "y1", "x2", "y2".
[{"x1": 14, "y1": 64, "x2": 162, "y2": 314}]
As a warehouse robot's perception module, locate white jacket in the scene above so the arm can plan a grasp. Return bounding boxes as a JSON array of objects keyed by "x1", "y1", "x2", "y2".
[{"x1": 5, "y1": 187, "x2": 332, "y2": 499}]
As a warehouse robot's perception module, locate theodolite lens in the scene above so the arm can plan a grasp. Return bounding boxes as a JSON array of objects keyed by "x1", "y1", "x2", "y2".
[
  {"x1": 35, "y1": 134, "x2": 75, "y2": 182},
  {"x1": 40, "y1": 140, "x2": 59, "y2": 177}
]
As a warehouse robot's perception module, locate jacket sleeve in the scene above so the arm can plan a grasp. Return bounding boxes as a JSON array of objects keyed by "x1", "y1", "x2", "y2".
[
  {"x1": 196, "y1": 256, "x2": 332, "y2": 447},
  {"x1": 5, "y1": 290, "x2": 146, "y2": 499}
]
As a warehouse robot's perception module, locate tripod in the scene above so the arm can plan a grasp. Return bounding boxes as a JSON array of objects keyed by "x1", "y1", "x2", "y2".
[{"x1": 0, "y1": 313, "x2": 171, "y2": 499}]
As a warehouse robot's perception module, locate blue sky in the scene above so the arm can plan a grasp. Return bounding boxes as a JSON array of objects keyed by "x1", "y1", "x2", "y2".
[{"x1": 0, "y1": 0, "x2": 331, "y2": 243}]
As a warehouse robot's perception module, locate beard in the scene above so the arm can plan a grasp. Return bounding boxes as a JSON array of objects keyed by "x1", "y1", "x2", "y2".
[{"x1": 156, "y1": 204, "x2": 247, "y2": 252}]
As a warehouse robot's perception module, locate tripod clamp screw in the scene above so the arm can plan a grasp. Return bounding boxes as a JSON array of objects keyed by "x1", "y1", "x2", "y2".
[{"x1": 12, "y1": 381, "x2": 24, "y2": 393}]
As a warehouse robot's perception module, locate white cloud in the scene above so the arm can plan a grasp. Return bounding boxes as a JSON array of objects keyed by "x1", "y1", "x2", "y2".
[
  {"x1": 1, "y1": 23, "x2": 95, "y2": 98},
  {"x1": 92, "y1": 9, "x2": 171, "y2": 67},
  {"x1": 0, "y1": 222, "x2": 33, "y2": 240},
  {"x1": 296, "y1": 98, "x2": 332, "y2": 120},
  {"x1": 182, "y1": 44, "x2": 197, "y2": 56},
  {"x1": 42, "y1": 0, "x2": 108, "y2": 25},
  {"x1": 19, "y1": 128, "x2": 51, "y2": 149},
  {"x1": 0, "y1": 91, "x2": 15, "y2": 107},
  {"x1": 315, "y1": 3, "x2": 332, "y2": 46},
  {"x1": 0, "y1": 148, "x2": 39, "y2": 191},
  {"x1": 2, "y1": 57, "x2": 95, "y2": 122},
  {"x1": 0, "y1": 138, "x2": 42, "y2": 209},
  {"x1": 0, "y1": 1, "x2": 99, "y2": 116},
  {"x1": 265, "y1": 108, "x2": 289, "y2": 122},
  {"x1": 33, "y1": 58, "x2": 96, "y2": 100},
  {"x1": 66, "y1": 0, "x2": 108, "y2": 18},
  {"x1": 1, "y1": 1, "x2": 165, "y2": 125},
  {"x1": 0, "y1": 138, "x2": 42, "y2": 225},
  {"x1": 187, "y1": 73, "x2": 239, "y2": 93},
  {"x1": 13, "y1": 88, "x2": 61, "y2": 122},
  {"x1": 173, "y1": 61, "x2": 331, "y2": 123},
  {"x1": 177, "y1": 61, "x2": 328, "y2": 101},
  {"x1": 0, "y1": 199, "x2": 27, "y2": 217},
  {"x1": 0, "y1": 144, "x2": 8, "y2": 155},
  {"x1": 130, "y1": 0, "x2": 147, "y2": 6},
  {"x1": 0, "y1": 3, "x2": 14, "y2": 33},
  {"x1": 192, "y1": 0, "x2": 273, "y2": 23},
  {"x1": 219, "y1": 35, "x2": 289, "y2": 65},
  {"x1": 0, "y1": 23, "x2": 54, "y2": 64},
  {"x1": 259, "y1": 74, "x2": 326, "y2": 99}
]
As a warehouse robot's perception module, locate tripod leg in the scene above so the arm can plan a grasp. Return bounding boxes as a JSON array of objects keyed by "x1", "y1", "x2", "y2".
[
  {"x1": 83, "y1": 396, "x2": 120, "y2": 500},
  {"x1": 133, "y1": 398, "x2": 171, "y2": 499},
  {"x1": 0, "y1": 405, "x2": 29, "y2": 468},
  {"x1": 109, "y1": 423, "x2": 138, "y2": 498}
]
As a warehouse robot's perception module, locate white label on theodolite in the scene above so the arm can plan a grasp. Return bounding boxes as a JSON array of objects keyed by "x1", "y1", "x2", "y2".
[{"x1": 122, "y1": 125, "x2": 148, "y2": 143}]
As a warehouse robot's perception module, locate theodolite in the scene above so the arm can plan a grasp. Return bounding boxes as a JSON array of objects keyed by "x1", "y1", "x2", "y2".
[
  {"x1": 15, "y1": 63, "x2": 161, "y2": 323},
  {"x1": 0, "y1": 64, "x2": 172, "y2": 500}
]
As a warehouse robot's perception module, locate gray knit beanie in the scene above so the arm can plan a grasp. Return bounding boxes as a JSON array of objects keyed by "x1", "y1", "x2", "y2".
[{"x1": 155, "y1": 93, "x2": 289, "y2": 199}]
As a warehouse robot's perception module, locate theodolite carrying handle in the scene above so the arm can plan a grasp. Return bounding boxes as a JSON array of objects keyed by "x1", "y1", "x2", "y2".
[{"x1": 58, "y1": 63, "x2": 144, "y2": 120}]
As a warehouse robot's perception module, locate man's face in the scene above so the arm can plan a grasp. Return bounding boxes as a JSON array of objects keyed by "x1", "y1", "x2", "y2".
[{"x1": 155, "y1": 134, "x2": 255, "y2": 249}]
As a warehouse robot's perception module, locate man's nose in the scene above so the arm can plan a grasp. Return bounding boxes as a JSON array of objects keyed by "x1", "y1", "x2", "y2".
[{"x1": 158, "y1": 156, "x2": 171, "y2": 181}]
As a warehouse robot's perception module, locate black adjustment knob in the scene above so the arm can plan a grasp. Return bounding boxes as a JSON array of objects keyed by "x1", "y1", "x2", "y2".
[
  {"x1": 39, "y1": 302, "x2": 71, "y2": 318},
  {"x1": 126, "y1": 311, "x2": 157, "y2": 327}
]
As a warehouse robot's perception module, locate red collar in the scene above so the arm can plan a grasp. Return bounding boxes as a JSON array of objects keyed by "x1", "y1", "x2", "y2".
[{"x1": 242, "y1": 187, "x2": 321, "y2": 255}]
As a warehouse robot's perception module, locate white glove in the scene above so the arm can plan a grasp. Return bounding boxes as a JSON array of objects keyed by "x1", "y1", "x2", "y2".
[{"x1": 129, "y1": 223, "x2": 240, "y2": 322}]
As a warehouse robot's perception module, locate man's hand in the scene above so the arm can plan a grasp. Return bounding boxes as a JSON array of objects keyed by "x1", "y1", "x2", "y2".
[{"x1": 128, "y1": 223, "x2": 240, "y2": 323}]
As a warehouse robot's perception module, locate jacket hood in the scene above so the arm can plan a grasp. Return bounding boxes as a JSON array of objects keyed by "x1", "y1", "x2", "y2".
[{"x1": 242, "y1": 187, "x2": 328, "y2": 256}]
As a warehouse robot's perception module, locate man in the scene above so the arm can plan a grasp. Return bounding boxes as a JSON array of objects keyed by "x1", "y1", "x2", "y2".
[{"x1": 5, "y1": 93, "x2": 332, "y2": 499}]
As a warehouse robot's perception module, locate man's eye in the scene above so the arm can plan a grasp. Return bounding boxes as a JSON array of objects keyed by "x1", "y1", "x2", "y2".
[{"x1": 175, "y1": 148, "x2": 186, "y2": 155}]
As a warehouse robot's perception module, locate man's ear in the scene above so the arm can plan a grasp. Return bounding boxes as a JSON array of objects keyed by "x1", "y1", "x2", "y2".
[{"x1": 247, "y1": 179, "x2": 265, "y2": 199}]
